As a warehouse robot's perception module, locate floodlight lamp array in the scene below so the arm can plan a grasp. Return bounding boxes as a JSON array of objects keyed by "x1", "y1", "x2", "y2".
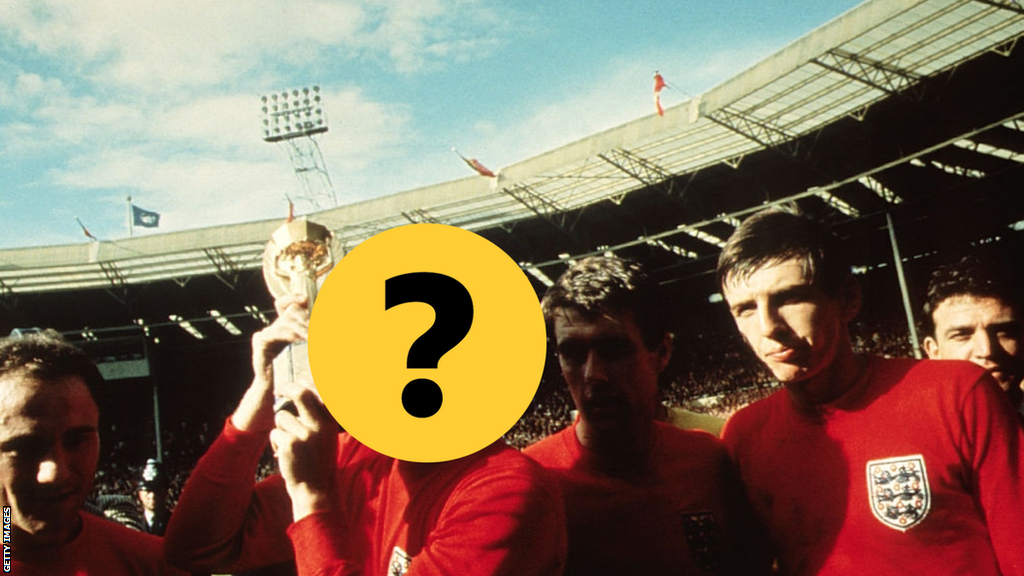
[{"x1": 260, "y1": 86, "x2": 328, "y2": 142}]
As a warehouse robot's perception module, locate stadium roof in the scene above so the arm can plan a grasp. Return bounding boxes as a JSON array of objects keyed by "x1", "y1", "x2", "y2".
[{"x1": 3, "y1": 0, "x2": 1024, "y2": 348}]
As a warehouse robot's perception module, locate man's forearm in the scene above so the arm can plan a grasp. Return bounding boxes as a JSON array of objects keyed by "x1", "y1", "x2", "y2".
[
  {"x1": 232, "y1": 373, "x2": 275, "y2": 432},
  {"x1": 165, "y1": 420, "x2": 293, "y2": 572}
]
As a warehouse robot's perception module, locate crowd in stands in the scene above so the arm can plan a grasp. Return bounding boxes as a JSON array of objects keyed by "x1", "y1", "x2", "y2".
[
  {"x1": 850, "y1": 319, "x2": 916, "y2": 358},
  {"x1": 90, "y1": 419, "x2": 216, "y2": 510},
  {"x1": 503, "y1": 381, "x2": 575, "y2": 450},
  {"x1": 85, "y1": 316, "x2": 920, "y2": 514}
]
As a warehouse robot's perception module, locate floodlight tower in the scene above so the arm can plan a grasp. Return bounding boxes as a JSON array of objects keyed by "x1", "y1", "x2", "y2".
[{"x1": 260, "y1": 86, "x2": 337, "y2": 212}]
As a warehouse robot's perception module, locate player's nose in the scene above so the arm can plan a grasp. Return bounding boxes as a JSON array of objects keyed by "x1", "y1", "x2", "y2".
[
  {"x1": 582, "y1": 349, "x2": 609, "y2": 382},
  {"x1": 756, "y1": 304, "x2": 787, "y2": 339},
  {"x1": 971, "y1": 329, "x2": 995, "y2": 360},
  {"x1": 36, "y1": 447, "x2": 69, "y2": 485}
]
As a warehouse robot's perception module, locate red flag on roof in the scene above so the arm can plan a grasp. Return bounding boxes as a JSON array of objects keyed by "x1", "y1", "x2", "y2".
[
  {"x1": 453, "y1": 148, "x2": 497, "y2": 178},
  {"x1": 286, "y1": 197, "x2": 295, "y2": 223},
  {"x1": 654, "y1": 71, "x2": 667, "y2": 92},
  {"x1": 75, "y1": 216, "x2": 98, "y2": 241},
  {"x1": 653, "y1": 71, "x2": 667, "y2": 117},
  {"x1": 651, "y1": 70, "x2": 667, "y2": 116}
]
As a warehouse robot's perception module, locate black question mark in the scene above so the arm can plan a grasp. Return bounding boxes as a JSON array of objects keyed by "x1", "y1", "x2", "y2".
[{"x1": 385, "y1": 272, "x2": 474, "y2": 418}]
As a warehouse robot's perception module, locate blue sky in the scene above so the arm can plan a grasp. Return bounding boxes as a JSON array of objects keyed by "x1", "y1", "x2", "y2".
[{"x1": 0, "y1": 0, "x2": 861, "y2": 249}]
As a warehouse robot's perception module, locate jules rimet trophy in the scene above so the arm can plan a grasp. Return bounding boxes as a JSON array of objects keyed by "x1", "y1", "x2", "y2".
[{"x1": 262, "y1": 216, "x2": 335, "y2": 387}]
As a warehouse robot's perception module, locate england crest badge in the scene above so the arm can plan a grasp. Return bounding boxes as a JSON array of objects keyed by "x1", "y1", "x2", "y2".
[
  {"x1": 867, "y1": 455, "x2": 930, "y2": 531},
  {"x1": 388, "y1": 546, "x2": 412, "y2": 576}
]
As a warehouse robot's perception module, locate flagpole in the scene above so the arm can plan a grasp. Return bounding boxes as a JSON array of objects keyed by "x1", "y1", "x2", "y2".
[{"x1": 127, "y1": 195, "x2": 134, "y2": 238}]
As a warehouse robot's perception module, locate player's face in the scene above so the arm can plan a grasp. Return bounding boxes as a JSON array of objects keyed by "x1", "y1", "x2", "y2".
[
  {"x1": 723, "y1": 258, "x2": 857, "y2": 387},
  {"x1": 552, "y1": 308, "x2": 670, "y2": 437},
  {"x1": 0, "y1": 373, "x2": 99, "y2": 547},
  {"x1": 924, "y1": 295, "x2": 1023, "y2": 392}
]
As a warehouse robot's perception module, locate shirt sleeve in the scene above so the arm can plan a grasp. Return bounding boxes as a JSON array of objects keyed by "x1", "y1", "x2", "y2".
[
  {"x1": 164, "y1": 418, "x2": 295, "y2": 574},
  {"x1": 406, "y1": 462, "x2": 567, "y2": 576},
  {"x1": 720, "y1": 402, "x2": 779, "y2": 575},
  {"x1": 960, "y1": 372, "x2": 1024, "y2": 576},
  {"x1": 714, "y1": 437, "x2": 774, "y2": 576},
  {"x1": 283, "y1": 451, "x2": 566, "y2": 576},
  {"x1": 287, "y1": 510, "x2": 359, "y2": 576}
]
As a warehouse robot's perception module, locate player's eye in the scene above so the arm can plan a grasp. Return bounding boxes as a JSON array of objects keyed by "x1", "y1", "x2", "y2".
[
  {"x1": 594, "y1": 339, "x2": 636, "y2": 361},
  {"x1": 995, "y1": 326, "x2": 1022, "y2": 340},
  {"x1": 0, "y1": 436, "x2": 46, "y2": 461},
  {"x1": 557, "y1": 342, "x2": 587, "y2": 365},
  {"x1": 64, "y1": 429, "x2": 98, "y2": 452},
  {"x1": 732, "y1": 304, "x2": 755, "y2": 318}
]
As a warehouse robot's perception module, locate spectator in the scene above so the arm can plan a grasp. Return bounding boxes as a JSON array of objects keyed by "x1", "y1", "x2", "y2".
[
  {"x1": 137, "y1": 458, "x2": 172, "y2": 536},
  {"x1": 87, "y1": 493, "x2": 147, "y2": 532}
]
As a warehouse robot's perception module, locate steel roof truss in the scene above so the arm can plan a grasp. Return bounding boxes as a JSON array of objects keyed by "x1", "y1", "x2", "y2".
[
  {"x1": 813, "y1": 49, "x2": 923, "y2": 97},
  {"x1": 597, "y1": 149, "x2": 672, "y2": 188},
  {"x1": 706, "y1": 106, "x2": 800, "y2": 156},
  {"x1": 204, "y1": 247, "x2": 242, "y2": 291},
  {"x1": 0, "y1": 278, "x2": 16, "y2": 311},
  {"x1": 970, "y1": 0, "x2": 1024, "y2": 17},
  {"x1": 858, "y1": 176, "x2": 905, "y2": 204},
  {"x1": 990, "y1": 35, "x2": 1020, "y2": 56},
  {"x1": 99, "y1": 261, "x2": 129, "y2": 305},
  {"x1": 401, "y1": 208, "x2": 445, "y2": 225},
  {"x1": 502, "y1": 183, "x2": 587, "y2": 248}
]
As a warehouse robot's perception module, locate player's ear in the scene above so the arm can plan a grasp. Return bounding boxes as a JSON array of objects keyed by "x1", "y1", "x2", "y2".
[
  {"x1": 655, "y1": 332, "x2": 673, "y2": 372},
  {"x1": 838, "y1": 276, "x2": 861, "y2": 322},
  {"x1": 922, "y1": 336, "x2": 940, "y2": 359}
]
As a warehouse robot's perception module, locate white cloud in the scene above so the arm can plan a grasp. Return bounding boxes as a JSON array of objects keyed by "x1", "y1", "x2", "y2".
[
  {"x1": 1, "y1": 1, "x2": 363, "y2": 87},
  {"x1": 30, "y1": 85, "x2": 412, "y2": 226},
  {"x1": 315, "y1": 88, "x2": 411, "y2": 168},
  {"x1": 0, "y1": 70, "x2": 152, "y2": 152},
  {"x1": 55, "y1": 149, "x2": 293, "y2": 228},
  {"x1": 6, "y1": 71, "x2": 66, "y2": 107},
  {"x1": 355, "y1": 0, "x2": 506, "y2": 72},
  {"x1": 0, "y1": 0, "x2": 508, "y2": 91},
  {"x1": 150, "y1": 94, "x2": 272, "y2": 150}
]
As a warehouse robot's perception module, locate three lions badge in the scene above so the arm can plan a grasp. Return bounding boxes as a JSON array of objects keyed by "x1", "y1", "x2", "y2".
[{"x1": 867, "y1": 455, "x2": 930, "y2": 531}]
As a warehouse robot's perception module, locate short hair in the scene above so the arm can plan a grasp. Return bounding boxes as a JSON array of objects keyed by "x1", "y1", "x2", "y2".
[
  {"x1": 717, "y1": 204, "x2": 851, "y2": 295},
  {"x1": 0, "y1": 329, "x2": 104, "y2": 391},
  {"x1": 541, "y1": 256, "x2": 667, "y2": 349},
  {"x1": 921, "y1": 252, "x2": 1022, "y2": 337}
]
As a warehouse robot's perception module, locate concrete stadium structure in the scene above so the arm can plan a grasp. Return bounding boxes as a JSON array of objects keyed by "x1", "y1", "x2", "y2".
[{"x1": 3, "y1": 0, "x2": 1023, "y2": 368}]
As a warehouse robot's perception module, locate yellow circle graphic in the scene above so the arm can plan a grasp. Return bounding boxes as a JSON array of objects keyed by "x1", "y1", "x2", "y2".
[{"x1": 307, "y1": 223, "x2": 546, "y2": 462}]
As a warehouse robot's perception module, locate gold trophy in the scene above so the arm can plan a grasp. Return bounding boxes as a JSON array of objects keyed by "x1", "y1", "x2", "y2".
[{"x1": 262, "y1": 217, "x2": 335, "y2": 391}]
